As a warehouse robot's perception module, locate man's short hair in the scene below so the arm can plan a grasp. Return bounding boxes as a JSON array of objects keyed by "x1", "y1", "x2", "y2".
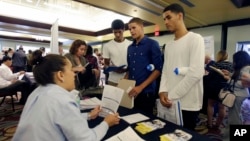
[
  {"x1": 111, "y1": 19, "x2": 125, "y2": 30},
  {"x1": 128, "y1": 17, "x2": 144, "y2": 26},
  {"x1": 163, "y1": 3, "x2": 185, "y2": 18},
  {"x1": 40, "y1": 47, "x2": 45, "y2": 51},
  {"x1": 19, "y1": 46, "x2": 23, "y2": 50},
  {"x1": 94, "y1": 48, "x2": 99, "y2": 53}
]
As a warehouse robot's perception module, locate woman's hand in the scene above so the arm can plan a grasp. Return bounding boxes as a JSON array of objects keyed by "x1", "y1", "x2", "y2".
[
  {"x1": 221, "y1": 69, "x2": 231, "y2": 80},
  {"x1": 104, "y1": 113, "x2": 120, "y2": 127},
  {"x1": 19, "y1": 71, "x2": 25, "y2": 75},
  {"x1": 73, "y1": 66, "x2": 86, "y2": 73},
  {"x1": 88, "y1": 106, "x2": 101, "y2": 120}
]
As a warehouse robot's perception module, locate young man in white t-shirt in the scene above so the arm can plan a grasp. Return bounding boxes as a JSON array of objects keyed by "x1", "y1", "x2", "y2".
[
  {"x1": 102, "y1": 19, "x2": 132, "y2": 85},
  {"x1": 159, "y1": 3, "x2": 205, "y2": 131}
]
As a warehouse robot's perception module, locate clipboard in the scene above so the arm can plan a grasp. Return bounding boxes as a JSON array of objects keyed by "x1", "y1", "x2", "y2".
[
  {"x1": 117, "y1": 79, "x2": 136, "y2": 109},
  {"x1": 103, "y1": 65, "x2": 126, "y2": 74}
]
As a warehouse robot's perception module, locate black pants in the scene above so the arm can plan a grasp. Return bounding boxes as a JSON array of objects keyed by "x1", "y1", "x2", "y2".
[
  {"x1": 134, "y1": 92, "x2": 156, "y2": 115},
  {"x1": 12, "y1": 66, "x2": 26, "y2": 73},
  {"x1": 0, "y1": 80, "x2": 33, "y2": 105},
  {"x1": 182, "y1": 110, "x2": 199, "y2": 131}
]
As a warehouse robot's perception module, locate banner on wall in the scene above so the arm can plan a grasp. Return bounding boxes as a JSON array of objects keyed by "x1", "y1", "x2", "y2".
[
  {"x1": 203, "y1": 36, "x2": 214, "y2": 59},
  {"x1": 50, "y1": 19, "x2": 59, "y2": 54}
]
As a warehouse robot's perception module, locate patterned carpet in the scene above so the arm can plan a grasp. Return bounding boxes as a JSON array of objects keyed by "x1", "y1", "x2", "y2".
[
  {"x1": 195, "y1": 113, "x2": 227, "y2": 141},
  {"x1": 0, "y1": 102, "x2": 23, "y2": 141}
]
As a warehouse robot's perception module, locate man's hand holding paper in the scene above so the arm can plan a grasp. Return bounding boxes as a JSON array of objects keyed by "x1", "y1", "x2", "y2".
[{"x1": 159, "y1": 92, "x2": 172, "y2": 108}]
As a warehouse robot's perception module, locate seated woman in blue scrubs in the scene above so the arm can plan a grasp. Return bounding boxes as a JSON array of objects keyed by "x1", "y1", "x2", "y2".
[{"x1": 13, "y1": 54, "x2": 120, "y2": 141}]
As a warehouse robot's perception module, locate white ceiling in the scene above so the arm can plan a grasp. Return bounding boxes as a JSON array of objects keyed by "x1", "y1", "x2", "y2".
[
  {"x1": 0, "y1": 0, "x2": 250, "y2": 44},
  {"x1": 0, "y1": 0, "x2": 132, "y2": 31},
  {"x1": 0, "y1": 0, "x2": 133, "y2": 43}
]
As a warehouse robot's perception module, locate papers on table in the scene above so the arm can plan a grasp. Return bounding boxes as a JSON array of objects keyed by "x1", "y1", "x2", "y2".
[
  {"x1": 99, "y1": 85, "x2": 124, "y2": 117},
  {"x1": 156, "y1": 99, "x2": 183, "y2": 126},
  {"x1": 18, "y1": 74, "x2": 24, "y2": 80},
  {"x1": 105, "y1": 126, "x2": 145, "y2": 141},
  {"x1": 121, "y1": 113, "x2": 149, "y2": 124},
  {"x1": 117, "y1": 79, "x2": 136, "y2": 109},
  {"x1": 103, "y1": 65, "x2": 126, "y2": 74},
  {"x1": 18, "y1": 72, "x2": 36, "y2": 83},
  {"x1": 80, "y1": 97, "x2": 101, "y2": 110}
]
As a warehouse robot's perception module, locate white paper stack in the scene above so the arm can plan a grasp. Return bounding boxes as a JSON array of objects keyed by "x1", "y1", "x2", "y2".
[
  {"x1": 121, "y1": 113, "x2": 149, "y2": 124},
  {"x1": 80, "y1": 97, "x2": 101, "y2": 110},
  {"x1": 105, "y1": 126, "x2": 145, "y2": 141},
  {"x1": 99, "y1": 85, "x2": 124, "y2": 117}
]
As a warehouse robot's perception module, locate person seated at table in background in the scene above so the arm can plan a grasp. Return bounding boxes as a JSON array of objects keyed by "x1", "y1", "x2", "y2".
[
  {"x1": 64, "y1": 39, "x2": 97, "y2": 90},
  {"x1": 12, "y1": 54, "x2": 120, "y2": 141},
  {"x1": 0, "y1": 56, "x2": 31, "y2": 104}
]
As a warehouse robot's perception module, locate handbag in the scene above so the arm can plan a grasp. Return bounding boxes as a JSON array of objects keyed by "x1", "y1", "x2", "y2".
[{"x1": 219, "y1": 80, "x2": 236, "y2": 107}]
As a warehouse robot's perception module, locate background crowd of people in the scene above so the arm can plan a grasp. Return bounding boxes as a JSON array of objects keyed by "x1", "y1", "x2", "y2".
[{"x1": 0, "y1": 3, "x2": 249, "y2": 141}]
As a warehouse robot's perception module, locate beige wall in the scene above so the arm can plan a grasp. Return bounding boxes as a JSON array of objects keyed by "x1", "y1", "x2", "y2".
[{"x1": 227, "y1": 25, "x2": 250, "y2": 61}]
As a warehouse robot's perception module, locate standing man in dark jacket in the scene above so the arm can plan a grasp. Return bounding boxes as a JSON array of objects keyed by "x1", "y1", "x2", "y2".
[{"x1": 12, "y1": 45, "x2": 27, "y2": 73}]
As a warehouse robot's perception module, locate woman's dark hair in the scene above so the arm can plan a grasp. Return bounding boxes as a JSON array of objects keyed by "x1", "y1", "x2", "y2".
[
  {"x1": 1, "y1": 56, "x2": 11, "y2": 64},
  {"x1": 69, "y1": 39, "x2": 87, "y2": 55},
  {"x1": 1, "y1": 56, "x2": 12, "y2": 62},
  {"x1": 86, "y1": 45, "x2": 93, "y2": 55},
  {"x1": 8, "y1": 48, "x2": 13, "y2": 52},
  {"x1": 31, "y1": 50, "x2": 43, "y2": 65},
  {"x1": 4, "y1": 50, "x2": 8, "y2": 56},
  {"x1": 32, "y1": 54, "x2": 67, "y2": 86},
  {"x1": 231, "y1": 51, "x2": 250, "y2": 80}
]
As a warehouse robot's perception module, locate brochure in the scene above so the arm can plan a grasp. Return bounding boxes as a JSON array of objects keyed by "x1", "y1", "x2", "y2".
[
  {"x1": 159, "y1": 129, "x2": 192, "y2": 141},
  {"x1": 99, "y1": 85, "x2": 124, "y2": 117}
]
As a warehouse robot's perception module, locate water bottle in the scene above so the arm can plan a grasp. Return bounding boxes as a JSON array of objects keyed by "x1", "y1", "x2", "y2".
[
  {"x1": 147, "y1": 64, "x2": 155, "y2": 71},
  {"x1": 174, "y1": 67, "x2": 188, "y2": 75}
]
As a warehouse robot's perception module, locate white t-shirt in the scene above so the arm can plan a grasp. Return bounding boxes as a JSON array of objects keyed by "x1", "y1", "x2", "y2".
[
  {"x1": 159, "y1": 32, "x2": 205, "y2": 111},
  {"x1": 103, "y1": 39, "x2": 132, "y2": 83}
]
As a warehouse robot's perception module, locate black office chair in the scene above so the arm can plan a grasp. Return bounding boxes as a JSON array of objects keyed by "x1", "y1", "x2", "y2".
[{"x1": 0, "y1": 90, "x2": 18, "y2": 112}]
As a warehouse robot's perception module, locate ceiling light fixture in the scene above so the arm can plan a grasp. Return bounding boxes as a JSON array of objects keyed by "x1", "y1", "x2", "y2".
[{"x1": 0, "y1": 0, "x2": 132, "y2": 32}]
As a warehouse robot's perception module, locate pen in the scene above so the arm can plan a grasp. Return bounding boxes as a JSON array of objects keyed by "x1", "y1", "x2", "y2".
[{"x1": 117, "y1": 136, "x2": 122, "y2": 141}]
